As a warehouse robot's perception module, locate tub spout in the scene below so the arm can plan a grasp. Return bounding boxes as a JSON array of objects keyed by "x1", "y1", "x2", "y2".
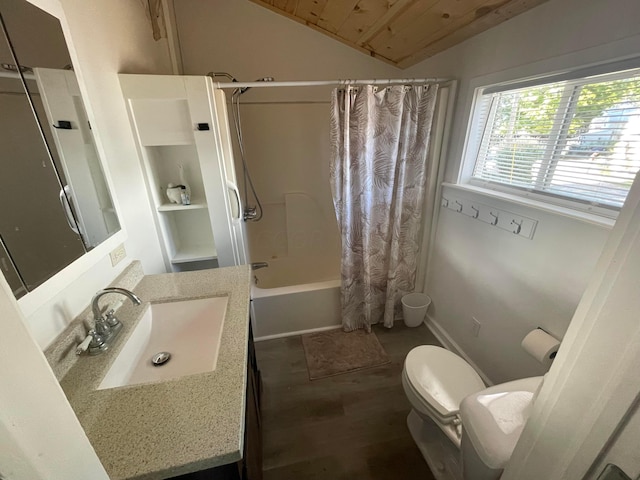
[{"x1": 251, "y1": 262, "x2": 269, "y2": 270}]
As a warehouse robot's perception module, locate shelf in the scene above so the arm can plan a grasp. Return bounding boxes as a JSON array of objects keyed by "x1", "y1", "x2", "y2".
[
  {"x1": 157, "y1": 202, "x2": 207, "y2": 212},
  {"x1": 170, "y1": 244, "x2": 218, "y2": 264},
  {"x1": 142, "y1": 140, "x2": 194, "y2": 147}
]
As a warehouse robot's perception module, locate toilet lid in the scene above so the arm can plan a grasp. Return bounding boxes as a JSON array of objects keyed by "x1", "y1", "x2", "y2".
[{"x1": 404, "y1": 346, "x2": 486, "y2": 418}]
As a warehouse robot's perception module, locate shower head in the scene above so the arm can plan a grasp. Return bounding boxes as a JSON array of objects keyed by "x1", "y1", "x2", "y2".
[
  {"x1": 237, "y1": 76, "x2": 275, "y2": 95},
  {"x1": 208, "y1": 71, "x2": 238, "y2": 83}
]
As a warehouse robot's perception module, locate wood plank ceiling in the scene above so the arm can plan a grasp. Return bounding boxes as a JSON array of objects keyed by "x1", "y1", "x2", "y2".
[{"x1": 249, "y1": 0, "x2": 549, "y2": 69}]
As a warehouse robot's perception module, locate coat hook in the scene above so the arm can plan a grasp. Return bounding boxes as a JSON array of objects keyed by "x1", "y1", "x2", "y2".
[
  {"x1": 511, "y1": 219, "x2": 522, "y2": 234},
  {"x1": 489, "y1": 211, "x2": 498, "y2": 225},
  {"x1": 471, "y1": 205, "x2": 479, "y2": 219},
  {"x1": 455, "y1": 200, "x2": 463, "y2": 212},
  {"x1": 442, "y1": 198, "x2": 449, "y2": 207}
]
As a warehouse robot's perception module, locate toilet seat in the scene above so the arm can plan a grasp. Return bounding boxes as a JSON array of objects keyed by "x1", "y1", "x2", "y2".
[
  {"x1": 402, "y1": 369, "x2": 456, "y2": 424},
  {"x1": 403, "y1": 346, "x2": 486, "y2": 421}
]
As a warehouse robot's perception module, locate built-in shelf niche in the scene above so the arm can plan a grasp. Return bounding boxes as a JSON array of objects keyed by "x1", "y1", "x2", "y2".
[
  {"x1": 157, "y1": 203, "x2": 207, "y2": 212},
  {"x1": 138, "y1": 144, "x2": 216, "y2": 271},
  {"x1": 144, "y1": 145, "x2": 206, "y2": 208},
  {"x1": 163, "y1": 209, "x2": 217, "y2": 264}
]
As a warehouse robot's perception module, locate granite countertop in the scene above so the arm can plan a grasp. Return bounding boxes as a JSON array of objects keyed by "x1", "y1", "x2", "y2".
[{"x1": 58, "y1": 265, "x2": 252, "y2": 480}]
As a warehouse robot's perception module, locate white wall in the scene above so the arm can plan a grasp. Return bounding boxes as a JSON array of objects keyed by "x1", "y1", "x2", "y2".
[
  {"x1": 60, "y1": 0, "x2": 172, "y2": 270},
  {"x1": 173, "y1": 0, "x2": 400, "y2": 262},
  {"x1": 0, "y1": 260, "x2": 108, "y2": 479},
  {"x1": 405, "y1": 0, "x2": 640, "y2": 383},
  {"x1": 12, "y1": 0, "x2": 172, "y2": 348}
]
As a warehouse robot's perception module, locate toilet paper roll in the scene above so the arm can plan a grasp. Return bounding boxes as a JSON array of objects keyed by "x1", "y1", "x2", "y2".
[{"x1": 521, "y1": 329, "x2": 560, "y2": 366}]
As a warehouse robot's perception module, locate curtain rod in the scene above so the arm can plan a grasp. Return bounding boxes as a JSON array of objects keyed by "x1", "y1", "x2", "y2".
[{"x1": 212, "y1": 78, "x2": 451, "y2": 90}]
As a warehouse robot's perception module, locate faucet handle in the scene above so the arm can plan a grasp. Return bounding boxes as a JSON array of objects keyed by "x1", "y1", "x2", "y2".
[
  {"x1": 76, "y1": 334, "x2": 93, "y2": 355},
  {"x1": 76, "y1": 329, "x2": 107, "y2": 355},
  {"x1": 104, "y1": 309, "x2": 121, "y2": 328}
]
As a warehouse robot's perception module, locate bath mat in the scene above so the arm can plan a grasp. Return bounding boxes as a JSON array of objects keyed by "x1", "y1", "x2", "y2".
[{"x1": 301, "y1": 329, "x2": 391, "y2": 380}]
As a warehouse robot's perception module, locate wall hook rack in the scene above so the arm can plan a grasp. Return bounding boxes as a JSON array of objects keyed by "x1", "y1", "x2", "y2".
[
  {"x1": 511, "y1": 219, "x2": 522, "y2": 234},
  {"x1": 440, "y1": 191, "x2": 538, "y2": 240}
]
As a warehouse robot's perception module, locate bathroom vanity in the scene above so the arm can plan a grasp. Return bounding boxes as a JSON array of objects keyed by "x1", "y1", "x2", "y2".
[{"x1": 50, "y1": 264, "x2": 260, "y2": 479}]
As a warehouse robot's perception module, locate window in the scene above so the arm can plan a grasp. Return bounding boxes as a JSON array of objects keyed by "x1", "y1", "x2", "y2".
[{"x1": 466, "y1": 67, "x2": 640, "y2": 215}]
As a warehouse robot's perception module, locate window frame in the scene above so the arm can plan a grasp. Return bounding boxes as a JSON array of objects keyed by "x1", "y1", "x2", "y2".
[{"x1": 459, "y1": 59, "x2": 640, "y2": 219}]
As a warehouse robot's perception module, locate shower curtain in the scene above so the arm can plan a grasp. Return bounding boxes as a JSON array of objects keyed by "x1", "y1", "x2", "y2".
[{"x1": 330, "y1": 84, "x2": 439, "y2": 332}]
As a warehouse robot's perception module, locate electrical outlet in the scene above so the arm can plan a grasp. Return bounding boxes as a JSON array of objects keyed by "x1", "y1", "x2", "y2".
[
  {"x1": 472, "y1": 317, "x2": 481, "y2": 337},
  {"x1": 110, "y1": 244, "x2": 126, "y2": 266}
]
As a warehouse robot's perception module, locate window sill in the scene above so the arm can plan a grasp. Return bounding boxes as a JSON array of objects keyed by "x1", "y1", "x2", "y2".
[{"x1": 443, "y1": 183, "x2": 616, "y2": 230}]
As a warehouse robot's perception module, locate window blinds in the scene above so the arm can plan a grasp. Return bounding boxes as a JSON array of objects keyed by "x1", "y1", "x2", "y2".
[{"x1": 471, "y1": 69, "x2": 640, "y2": 210}]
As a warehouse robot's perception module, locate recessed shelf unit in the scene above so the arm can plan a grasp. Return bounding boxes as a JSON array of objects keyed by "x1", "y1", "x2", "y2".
[
  {"x1": 134, "y1": 143, "x2": 217, "y2": 270},
  {"x1": 120, "y1": 74, "x2": 248, "y2": 271}
]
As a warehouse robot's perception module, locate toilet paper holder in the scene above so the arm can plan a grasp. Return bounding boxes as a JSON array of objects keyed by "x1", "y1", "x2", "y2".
[{"x1": 522, "y1": 327, "x2": 561, "y2": 366}]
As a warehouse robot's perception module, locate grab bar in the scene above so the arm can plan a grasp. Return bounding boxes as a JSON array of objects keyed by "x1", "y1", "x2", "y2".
[
  {"x1": 227, "y1": 180, "x2": 242, "y2": 222},
  {"x1": 58, "y1": 185, "x2": 80, "y2": 235}
]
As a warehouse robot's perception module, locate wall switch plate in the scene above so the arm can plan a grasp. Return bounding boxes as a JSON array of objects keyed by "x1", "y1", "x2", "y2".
[
  {"x1": 110, "y1": 244, "x2": 126, "y2": 266},
  {"x1": 472, "y1": 317, "x2": 481, "y2": 337}
]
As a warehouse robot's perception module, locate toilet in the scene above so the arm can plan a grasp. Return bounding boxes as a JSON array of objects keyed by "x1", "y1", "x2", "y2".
[{"x1": 402, "y1": 345, "x2": 542, "y2": 480}]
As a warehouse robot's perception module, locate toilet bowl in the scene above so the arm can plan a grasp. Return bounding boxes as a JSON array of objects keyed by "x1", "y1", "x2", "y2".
[{"x1": 402, "y1": 345, "x2": 542, "y2": 480}]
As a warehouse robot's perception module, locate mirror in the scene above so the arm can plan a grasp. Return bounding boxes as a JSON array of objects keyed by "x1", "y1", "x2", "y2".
[{"x1": 0, "y1": 0, "x2": 120, "y2": 297}]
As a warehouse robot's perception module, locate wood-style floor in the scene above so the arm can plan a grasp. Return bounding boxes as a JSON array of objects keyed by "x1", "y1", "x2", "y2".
[{"x1": 254, "y1": 323, "x2": 440, "y2": 480}]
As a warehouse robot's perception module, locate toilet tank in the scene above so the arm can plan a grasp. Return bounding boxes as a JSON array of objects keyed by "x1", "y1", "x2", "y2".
[{"x1": 460, "y1": 376, "x2": 543, "y2": 480}]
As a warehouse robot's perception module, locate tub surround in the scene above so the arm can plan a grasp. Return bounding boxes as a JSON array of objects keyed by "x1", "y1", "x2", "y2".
[
  {"x1": 50, "y1": 264, "x2": 252, "y2": 480},
  {"x1": 250, "y1": 256, "x2": 341, "y2": 340}
]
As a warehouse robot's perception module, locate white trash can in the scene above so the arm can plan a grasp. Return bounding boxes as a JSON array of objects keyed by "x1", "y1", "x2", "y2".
[{"x1": 402, "y1": 293, "x2": 431, "y2": 328}]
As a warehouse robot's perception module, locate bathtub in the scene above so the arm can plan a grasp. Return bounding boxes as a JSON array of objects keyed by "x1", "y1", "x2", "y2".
[{"x1": 250, "y1": 256, "x2": 342, "y2": 340}]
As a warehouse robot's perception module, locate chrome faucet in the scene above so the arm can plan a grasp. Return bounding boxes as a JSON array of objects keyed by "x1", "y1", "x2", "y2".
[
  {"x1": 244, "y1": 206, "x2": 258, "y2": 221},
  {"x1": 76, "y1": 287, "x2": 142, "y2": 355}
]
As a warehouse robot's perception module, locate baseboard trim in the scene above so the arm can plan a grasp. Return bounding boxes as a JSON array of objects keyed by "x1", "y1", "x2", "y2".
[
  {"x1": 254, "y1": 325, "x2": 342, "y2": 342},
  {"x1": 424, "y1": 315, "x2": 494, "y2": 386}
]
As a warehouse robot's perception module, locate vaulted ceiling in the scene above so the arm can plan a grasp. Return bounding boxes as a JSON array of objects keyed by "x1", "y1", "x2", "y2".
[{"x1": 250, "y1": 0, "x2": 549, "y2": 69}]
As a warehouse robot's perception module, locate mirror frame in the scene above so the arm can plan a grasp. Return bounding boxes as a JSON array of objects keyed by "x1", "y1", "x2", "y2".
[{"x1": 14, "y1": 0, "x2": 127, "y2": 316}]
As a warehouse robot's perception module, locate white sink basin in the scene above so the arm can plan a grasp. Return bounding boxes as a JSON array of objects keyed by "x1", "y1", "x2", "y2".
[{"x1": 98, "y1": 296, "x2": 228, "y2": 390}]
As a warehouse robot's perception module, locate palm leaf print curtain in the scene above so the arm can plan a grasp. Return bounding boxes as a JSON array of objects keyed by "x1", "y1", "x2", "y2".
[{"x1": 330, "y1": 84, "x2": 439, "y2": 331}]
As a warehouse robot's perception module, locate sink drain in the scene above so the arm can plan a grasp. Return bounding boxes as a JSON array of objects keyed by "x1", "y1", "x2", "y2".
[{"x1": 152, "y1": 352, "x2": 171, "y2": 366}]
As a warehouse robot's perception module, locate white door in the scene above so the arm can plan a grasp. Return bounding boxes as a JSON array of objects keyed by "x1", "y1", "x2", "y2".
[{"x1": 503, "y1": 172, "x2": 640, "y2": 479}]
